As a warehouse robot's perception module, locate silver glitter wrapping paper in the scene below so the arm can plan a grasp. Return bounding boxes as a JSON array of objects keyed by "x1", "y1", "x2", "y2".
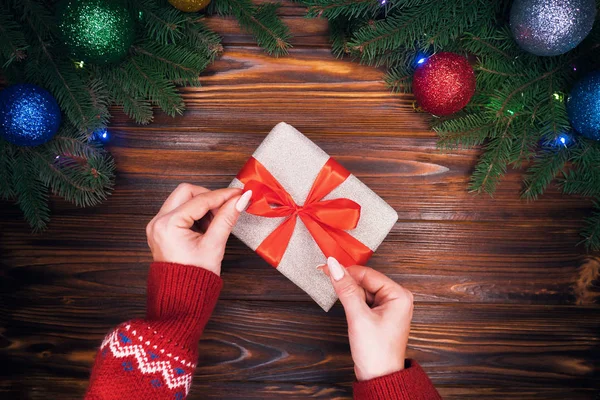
[{"x1": 229, "y1": 122, "x2": 398, "y2": 311}]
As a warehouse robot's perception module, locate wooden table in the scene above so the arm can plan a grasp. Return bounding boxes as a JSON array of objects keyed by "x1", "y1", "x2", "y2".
[{"x1": 1, "y1": 3, "x2": 599, "y2": 399}]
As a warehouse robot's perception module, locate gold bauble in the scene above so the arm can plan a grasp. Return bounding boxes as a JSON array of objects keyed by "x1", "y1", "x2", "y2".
[{"x1": 168, "y1": 0, "x2": 211, "y2": 12}]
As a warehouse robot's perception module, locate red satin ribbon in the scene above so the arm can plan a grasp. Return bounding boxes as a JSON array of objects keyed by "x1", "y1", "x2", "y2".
[{"x1": 236, "y1": 157, "x2": 373, "y2": 267}]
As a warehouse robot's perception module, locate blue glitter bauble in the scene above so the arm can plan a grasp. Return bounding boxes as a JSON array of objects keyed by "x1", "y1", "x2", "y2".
[
  {"x1": 567, "y1": 71, "x2": 600, "y2": 141},
  {"x1": 510, "y1": 0, "x2": 596, "y2": 56},
  {"x1": 0, "y1": 84, "x2": 62, "y2": 147}
]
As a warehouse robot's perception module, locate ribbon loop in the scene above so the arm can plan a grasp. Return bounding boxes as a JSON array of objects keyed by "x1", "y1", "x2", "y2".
[{"x1": 236, "y1": 157, "x2": 373, "y2": 267}]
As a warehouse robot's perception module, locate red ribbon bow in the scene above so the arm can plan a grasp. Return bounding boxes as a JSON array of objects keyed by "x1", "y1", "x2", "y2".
[{"x1": 236, "y1": 157, "x2": 373, "y2": 267}]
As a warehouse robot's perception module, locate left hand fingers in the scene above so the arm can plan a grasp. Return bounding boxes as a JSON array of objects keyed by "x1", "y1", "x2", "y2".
[
  {"x1": 168, "y1": 188, "x2": 242, "y2": 229},
  {"x1": 158, "y1": 183, "x2": 210, "y2": 216}
]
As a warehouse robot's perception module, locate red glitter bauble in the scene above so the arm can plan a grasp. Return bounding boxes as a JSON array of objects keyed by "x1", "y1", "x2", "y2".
[{"x1": 412, "y1": 52, "x2": 476, "y2": 116}]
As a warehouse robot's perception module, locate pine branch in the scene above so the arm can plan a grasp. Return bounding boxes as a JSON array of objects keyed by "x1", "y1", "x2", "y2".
[
  {"x1": 305, "y1": 0, "x2": 381, "y2": 19},
  {"x1": 183, "y1": 18, "x2": 223, "y2": 61},
  {"x1": 0, "y1": 140, "x2": 16, "y2": 199},
  {"x1": 582, "y1": 201, "x2": 600, "y2": 252},
  {"x1": 508, "y1": 123, "x2": 537, "y2": 168},
  {"x1": 137, "y1": 0, "x2": 187, "y2": 45},
  {"x1": 522, "y1": 146, "x2": 570, "y2": 200},
  {"x1": 0, "y1": 4, "x2": 28, "y2": 67},
  {"x1": 32, "y1": 149, "x2": 115, "y2": 207},
  {"x1": 124, "y1": 56, "x2": 185, "y2": 116},
  {"x1": 20, "y1": 6, "x2": 102, "y2": 133},
  {"x1": 469, "y1": 120, "x2": 515, "y2": 194},
  {"x1": 132, "y1": 40, "x2": 209, "y2": 86},
  {"x1": 384, "y1": 65, "x2": 413, "y2": 93},
  {"x1": 435, "y1": 113, "x2": 494, "y2": 150},
  {"x1": 95, "y1": 67, "x2": 154, "y2": 124},
  {"x1": 211, "y1": 0, "x2": 291, "y2": 56},
  {"x1": 26, "y1": 123, "x2": 116, "y2": 207},
  {"x1": 12, "y1": 150, "x2": 50, "y2": 231},
  {"x1": 559, "y1": 144, "x2": 600, "y2": 197},
  {"x1": 347, "y1": 0, "x2": 496, "y2": 63}
]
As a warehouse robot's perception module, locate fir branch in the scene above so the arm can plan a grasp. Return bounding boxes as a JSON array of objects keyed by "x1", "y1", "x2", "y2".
[
  {"x1": 20, "y1": 8, "x2": 101, "y2": 133},
  {"x1": 0, "y1": 5, "x2": 28, "y2": 67},
  {"x1": 582, "y1": 202, "x2": 600, "y2": 252},
  {"x1": 10, "y1": 0, "x2": 56, "y2": 40},
  {"x1": 496, "y1": 43, "x2": 600, "y2": 117},
  {"x1": 305, "y1": 0, "x2": 381, "y2": 19},
  {"x1": 435, "y1": 113, "x2": 494, "y2": 150},
  {"x1": 347, "y1": 0, "x2": 495, "y2": 62},
  {"x1": 95, "y1": 67, "x2": 154, "y2": 124},
  {"x1": 125, "y1": 56, "x2": 185, "y2": 116},
  {"x1": 183, "y1": 18, "x2": 223, "y2": 61},
  {"x1": 469, "y1": 120, "x2": 515, "y2": 194},
  {"x1": 132, "y1": 41, "x2": 208, "y2": 86},
  {"x1": 522, "y1": 146, "x2": 570, "y2": 200},
  {"x1": 508, "y1": 123, "x2": 537, "y2": 168},
  {"x1": 12, "y1": 150, "x2": 50, "y2": 231},
  {"x1": 32, "y1": 149, "x2": 115, "y2": 207},
  {"x1": 384, "y1": 64, "x2": 413, "y2": 92},
  {"x1": 137, "y1": 0, "x2": 186, "y2": 45},
  {"x1": 0, "y1": 140, "x2": 16, "y2": 199},
  {"x1": 42, "y1": 124, "x2": 105, "y2": 159},
  {"x1": 212, "y1": 0, "x2": 291, "y2": 56}
]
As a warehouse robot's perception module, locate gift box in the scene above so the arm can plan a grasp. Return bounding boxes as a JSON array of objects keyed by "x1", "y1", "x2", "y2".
[{"x1": 229, "y1": 122, "x2": 398, "y2": 311}]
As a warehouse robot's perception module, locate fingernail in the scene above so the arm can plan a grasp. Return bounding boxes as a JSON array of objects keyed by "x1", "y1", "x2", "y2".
[
  {"x1": 235, "y1": 190, "x2": 252, "y2": 212},
  {"x1": 316, "y1": 264, "x2": 325, "y2": 271},
  {"x1": 327, "y1": 257, "x2": 344, "y2": 281}
]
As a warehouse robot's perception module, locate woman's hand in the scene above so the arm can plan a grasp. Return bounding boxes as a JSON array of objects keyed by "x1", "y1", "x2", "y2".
[
  {"x1": 319, "y1": 257, "x2": 413, "y2": 381},
  {"x1": 146, "y1": 183, "x2": 252, "y2": 275}
]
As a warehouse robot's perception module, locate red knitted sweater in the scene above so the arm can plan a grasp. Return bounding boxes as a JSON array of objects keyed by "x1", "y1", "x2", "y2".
[{"x1": 86, "y1": 262, "x2": 442, "y2": 400}]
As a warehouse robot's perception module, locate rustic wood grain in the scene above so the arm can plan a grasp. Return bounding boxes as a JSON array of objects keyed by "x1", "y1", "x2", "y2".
[
  {"x1": 1, "y1": 299, "x2": 599, "y2": 399},
  {"x1": 1, "y1": 1, "x2": 600, "y2": 398},
  {"x1": 1, "y1": 213, "x2": 596, "y2": 304}
]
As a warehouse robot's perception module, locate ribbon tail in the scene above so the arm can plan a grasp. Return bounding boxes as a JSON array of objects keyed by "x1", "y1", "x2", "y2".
[
  {"x1": 299, "y1": 214, "x2": 373, "y2": 267},
  {"x1": 255, "y1": 216, "x2": 298, "y2": 268}
]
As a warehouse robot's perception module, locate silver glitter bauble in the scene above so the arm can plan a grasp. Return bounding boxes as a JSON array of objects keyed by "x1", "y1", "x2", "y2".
[{"x1": 510, "y1": 0, "x2": 596, "y2": 56}]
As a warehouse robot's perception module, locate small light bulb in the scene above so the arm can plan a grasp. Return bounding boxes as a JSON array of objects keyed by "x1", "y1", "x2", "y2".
[{"x1": 417, "y1": 58, "x2": 426, "y2": 64}]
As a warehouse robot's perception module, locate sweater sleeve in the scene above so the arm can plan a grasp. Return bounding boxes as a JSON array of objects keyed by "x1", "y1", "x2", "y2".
[
  {"x1": 85, "y1": 262, "x2": 223, "y2": 400},
  {"x1": 353, "y1": 359, "x2": 442, "y2": 400}
]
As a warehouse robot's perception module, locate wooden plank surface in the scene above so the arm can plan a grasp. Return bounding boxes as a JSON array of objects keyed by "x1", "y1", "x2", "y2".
[{"x1": 1, "y1": 2, "x2": 599, "y2": 399}]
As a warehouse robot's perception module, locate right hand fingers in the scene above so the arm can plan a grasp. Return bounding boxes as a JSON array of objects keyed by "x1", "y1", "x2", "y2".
[
  {"x1": 322, "y1": 257, "x2": 370, "y2": 320},
  {"x1": 345, "y1": 265, "x2": 407, "y2": 307}
]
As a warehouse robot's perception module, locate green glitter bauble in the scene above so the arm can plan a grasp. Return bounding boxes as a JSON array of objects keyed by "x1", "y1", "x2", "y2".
[{"x1": 57, "y1": 0, "x2": 135, "y2": 65}]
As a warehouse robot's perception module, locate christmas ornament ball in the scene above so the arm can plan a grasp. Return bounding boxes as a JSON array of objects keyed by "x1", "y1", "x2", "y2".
[
  {"x1": 0, "y1": 84, "x2": 61, "y2": 147},
  {"x1": 412, "y1": 52, "x2": 476, "y2": 116},
  {"x1": 567, "y1": 71, "x2": 600, "y2": 141},
  {"x1": 510, "y1": 0, "x2": 596, "y2": 57},
  {"x1": 57, "y1": 0, "x2": 136, "y2": 64},
  {"x1": 168, "y1": 0, "x2": 211, "y2": 12}
]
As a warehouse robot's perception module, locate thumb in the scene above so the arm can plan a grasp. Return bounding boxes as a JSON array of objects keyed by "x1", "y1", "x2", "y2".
[
  {"x1": 203, "y1": 190, "x2": 252, "y2": 257},
  {"x1": 325, "y1": 257, "x2": 369, "y2": 319}
]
